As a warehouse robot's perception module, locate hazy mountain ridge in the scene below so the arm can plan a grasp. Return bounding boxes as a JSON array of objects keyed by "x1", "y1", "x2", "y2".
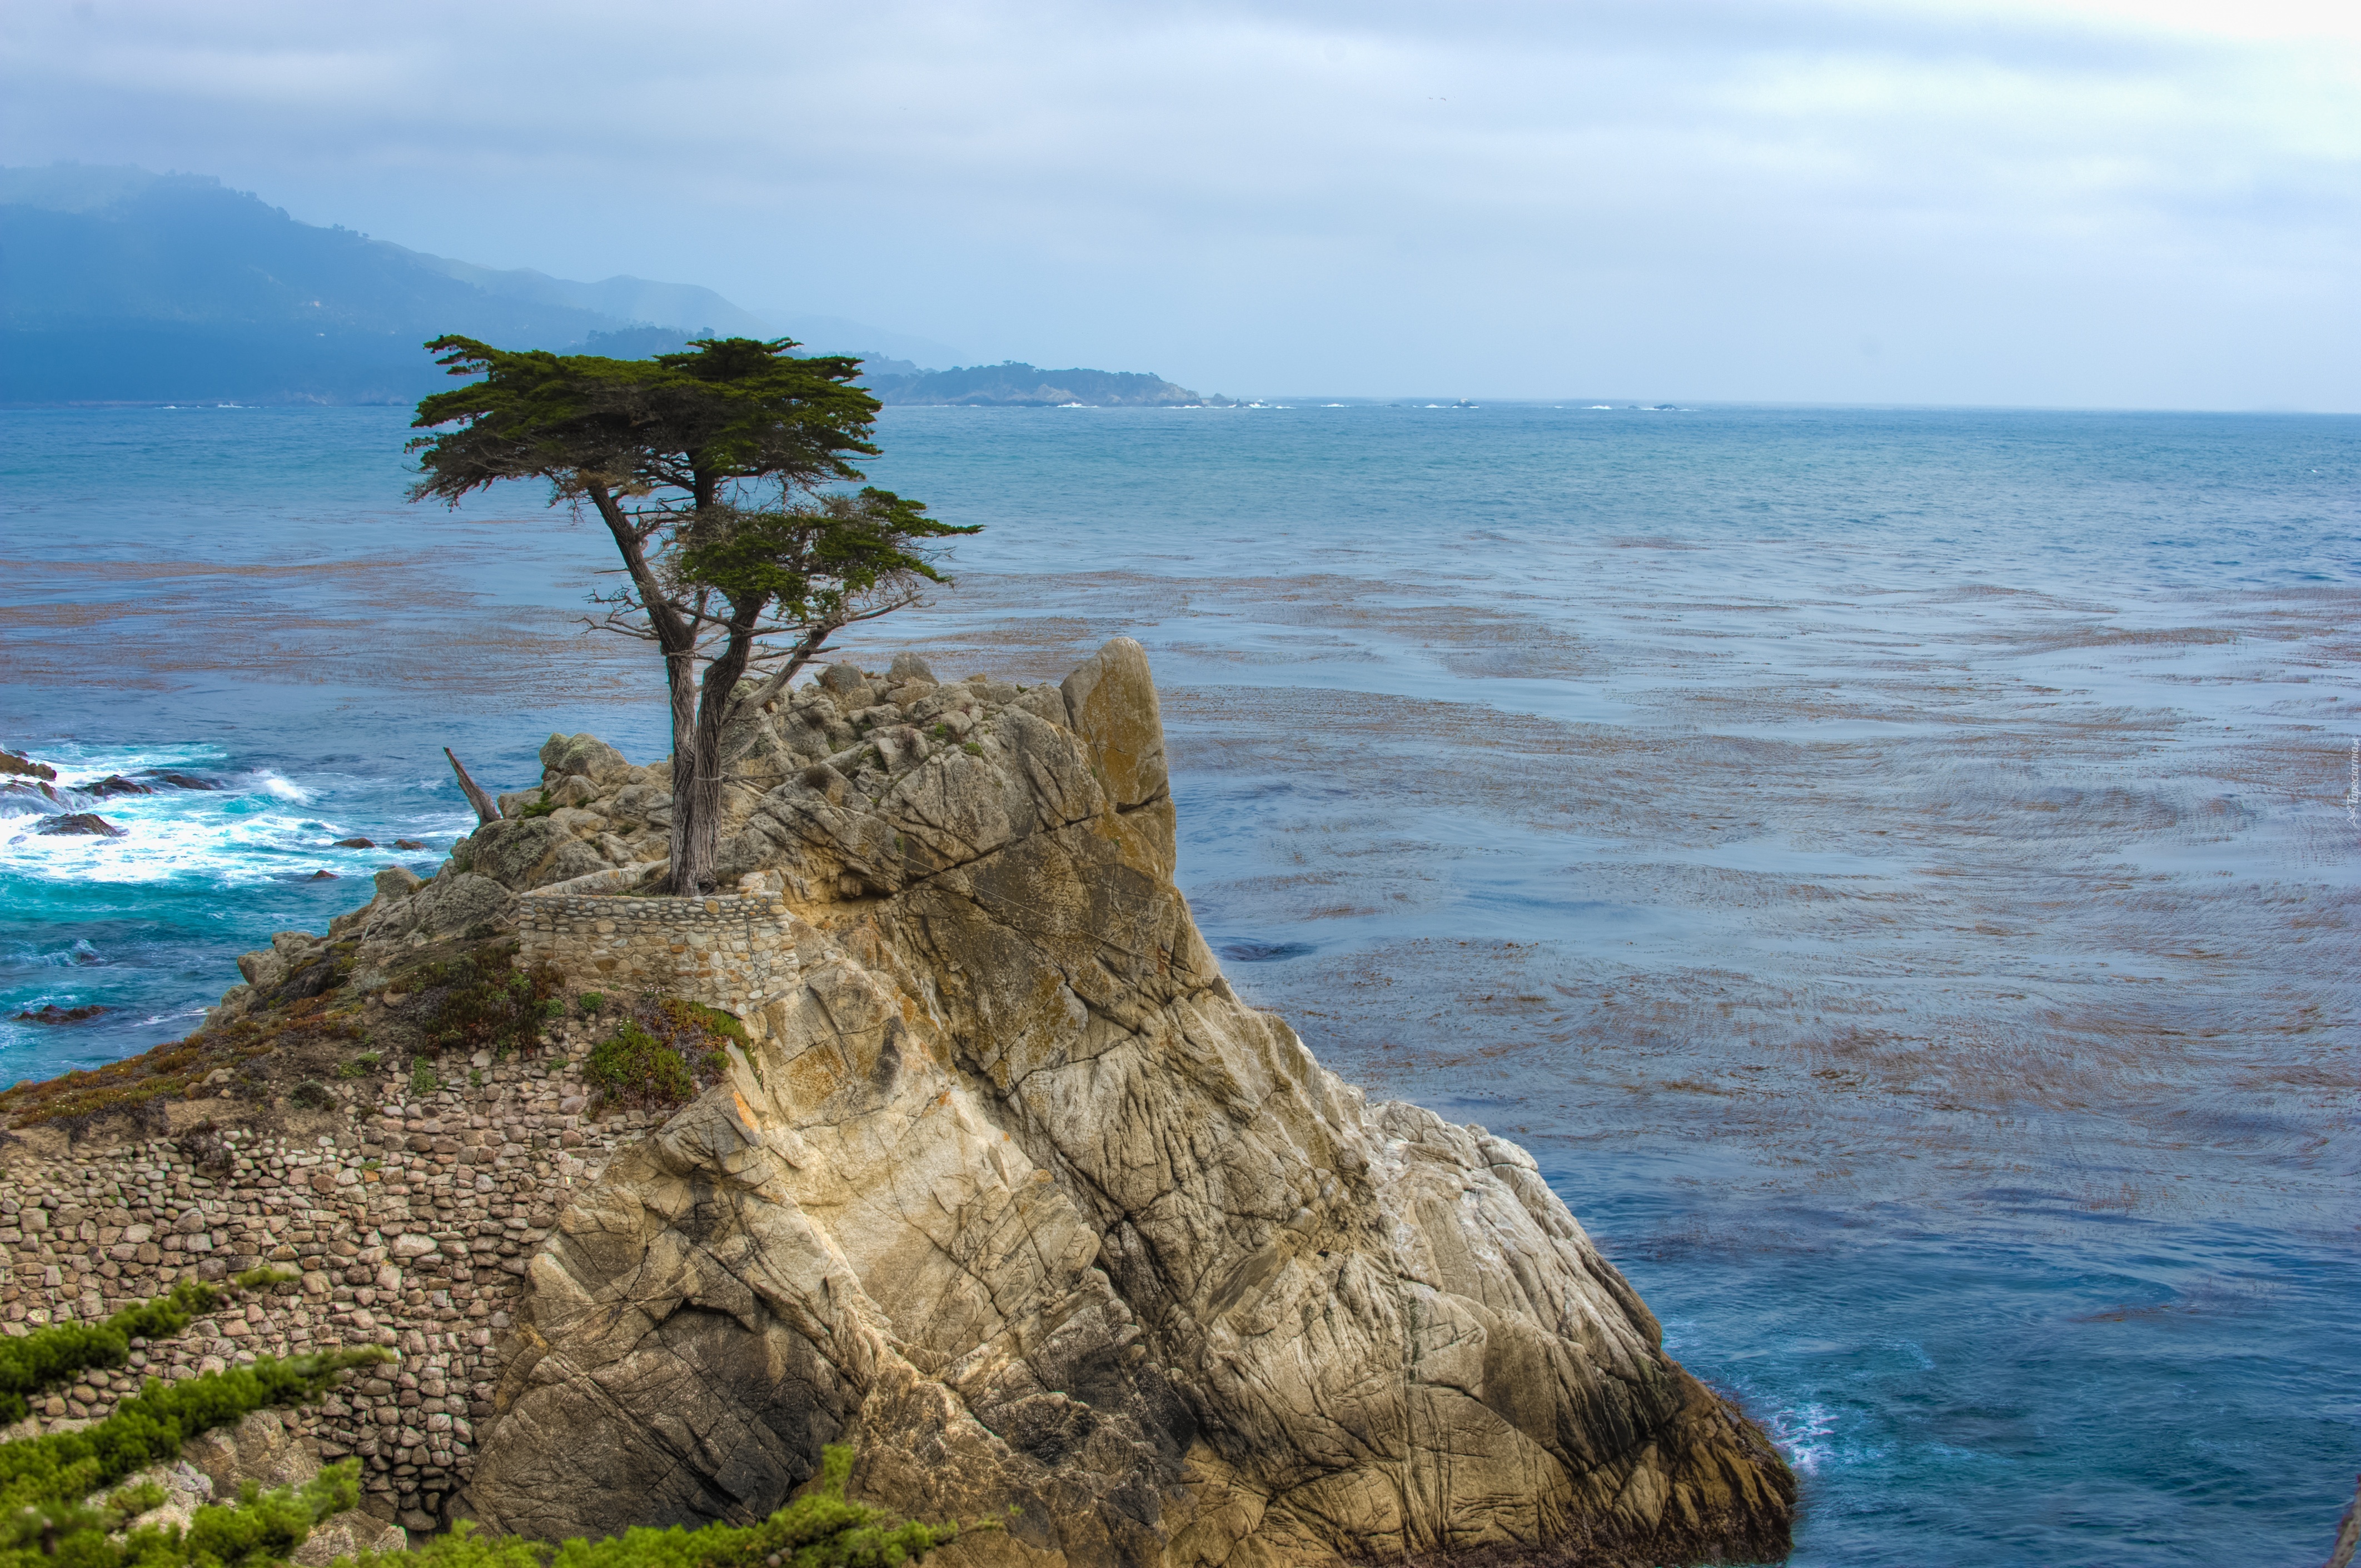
[
  {"x1": 1, "y1": 166, "x2": 653, "y2": 402},
  {"x1": 402, "y1": 250, "x2": 773, "y2": 338},
  {"x1": 1, "y1": 169, "x2": 621, "y2": 338},
  {"x1": 0, "y1": 165, "x2": 1203, "y2": 407}
]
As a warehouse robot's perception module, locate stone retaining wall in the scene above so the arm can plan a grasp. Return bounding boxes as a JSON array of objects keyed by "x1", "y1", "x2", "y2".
[
  {"x1": 517, "y1": 893, "x2": 800, "y2": 1030},
  {"x1": 1, "y1": 898, "x2": 812, "y2": 1536},
  {"x1": 0, "y1": 1025, "x2": 655, "y2": 1536}
]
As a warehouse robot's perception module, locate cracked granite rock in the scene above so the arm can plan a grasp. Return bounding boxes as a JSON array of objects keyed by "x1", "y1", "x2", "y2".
[{"x1": 457, "y1": 639, "x2": 1795, "y2": 1567}]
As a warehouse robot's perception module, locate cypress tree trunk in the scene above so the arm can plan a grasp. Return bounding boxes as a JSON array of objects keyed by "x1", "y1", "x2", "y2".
[
  {"x1": 664, "y1": 646, "x2": 710, "y2": 895},
  {"x1": 582, "y1": 484, "x2": 714, "y2": 897},
  {"x1": 670, "y1": 599, "x2": 764, "y2": 897}
]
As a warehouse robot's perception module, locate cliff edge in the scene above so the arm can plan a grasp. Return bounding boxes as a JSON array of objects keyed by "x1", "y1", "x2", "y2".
[{"x1": 274, "y1": 640, "x2": 1795, "y2": 1566}]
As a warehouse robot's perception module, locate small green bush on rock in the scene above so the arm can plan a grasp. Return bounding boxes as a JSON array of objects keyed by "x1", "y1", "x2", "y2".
[
  {"x1": 0, "y1": 1460, "x2": 362, "y2": 1568},
  {"x1": 587, "y1": 1024, "x2": 694, "y2": 1108},
  {"x1": 584, "y1": 998, "x2": 749, "y2": 1111},
  {"x1": 403, "y1": 943, "x2": 562, "y2": 1061},
  {"x1": 659, "y1": 998, "x2": 746, "y2": 1047}
]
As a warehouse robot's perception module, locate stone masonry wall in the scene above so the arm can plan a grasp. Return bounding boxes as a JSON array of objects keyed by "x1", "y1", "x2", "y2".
[
  {"x1": 517, "y1": 893, "x2": 801, "y2": 1034},
  {"x1": 0, "y1": 1018, "x2": 665, "y2": 1536}
]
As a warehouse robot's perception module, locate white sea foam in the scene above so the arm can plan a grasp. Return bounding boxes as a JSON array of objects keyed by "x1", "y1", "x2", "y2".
[
  {"x1": 1765, "y1": 1401, "x2": 1840, "y2": 1474},
  {"x1": 5, "y1": 938, "x2": 104, "y2": 970},
  {"x1": 0, "y1": 745, "x2": 466, "y2": 888}
]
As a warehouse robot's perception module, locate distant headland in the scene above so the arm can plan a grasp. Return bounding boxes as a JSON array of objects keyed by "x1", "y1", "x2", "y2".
[
  {"x1": 866, "y1": 360, "x2": 1231, "y2": 407},
  {"x1": 0, "y1": 163, "x2": 1211, "y2": 408}
]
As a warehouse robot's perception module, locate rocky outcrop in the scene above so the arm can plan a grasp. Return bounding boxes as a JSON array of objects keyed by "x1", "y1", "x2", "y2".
[
  {"x1": 36, "y1": 812, "x2": 124, "y2": 837},
  {"x1": 441, "y1": 641, "x2": 1792, "y2": 1567},
  {"x1": 13, "y1": 1003, "x2": 107, "y2": 1024}
]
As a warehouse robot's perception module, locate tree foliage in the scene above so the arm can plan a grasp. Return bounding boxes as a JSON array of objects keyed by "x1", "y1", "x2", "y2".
[
  {"x1": 407, "y1": 337, "x2": 977, "y2": 893},
  {"x1": 409, "y1": 337, "x2": 879, "y2": 511}
]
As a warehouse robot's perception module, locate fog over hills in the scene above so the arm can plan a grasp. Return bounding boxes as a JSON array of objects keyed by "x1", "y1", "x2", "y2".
[{"x1": 0, "y1": 164, "x2": 974, "y2": 404}]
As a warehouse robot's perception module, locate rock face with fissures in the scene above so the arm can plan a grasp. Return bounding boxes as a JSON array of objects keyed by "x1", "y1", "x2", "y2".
[{"x1": 458, "y1": 640, "x2": 1794, "y2": 1568}]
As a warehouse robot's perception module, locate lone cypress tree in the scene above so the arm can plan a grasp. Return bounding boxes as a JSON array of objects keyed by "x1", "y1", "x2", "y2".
[{"x1": 409, "y1": 336, "x2": 976, "y2": 894}]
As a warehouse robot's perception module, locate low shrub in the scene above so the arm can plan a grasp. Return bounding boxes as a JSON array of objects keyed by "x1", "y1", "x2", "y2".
[
  {"x1": 0, "y1": 1265, "x2": 384, "y2": 1568},
  {"x1": 344, "y1": 1445, "x2": 980, "y2": 1568},
  {"x1": 0, "y1": 1457, "x2": 361, "y2": 1568},
  {"x1": 0, "y1": 1273, "x2": 278, "y2": 1425},
  {"x1": 586, "y1": 1024, "x2": 694, "y2": 1108},
  {"x1": 0, "y1": 1269, "x2": 973, "y2": 1568},
  {"x1": 657, "y1": 998, "x2": 747, "y2": 1047},
  {"x1": 0, "y1": 1344, "x2": 384, "y2": 1511},
  {"x1": 583, "y1": 997, "x2": 752, "y2": 1111},
  {"x1": 404, "y1": 943, "x2": 562, "y2": 1061}
]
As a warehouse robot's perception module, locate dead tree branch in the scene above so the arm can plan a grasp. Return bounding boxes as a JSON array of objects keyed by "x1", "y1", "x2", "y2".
[{"x1": 445, "y1": 747, "x2": 500, "y2": 828}]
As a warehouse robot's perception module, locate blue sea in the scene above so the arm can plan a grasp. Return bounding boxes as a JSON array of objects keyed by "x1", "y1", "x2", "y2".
[{"x1": 3, "y1": 402, "x2": 2357, "y2": 1565}]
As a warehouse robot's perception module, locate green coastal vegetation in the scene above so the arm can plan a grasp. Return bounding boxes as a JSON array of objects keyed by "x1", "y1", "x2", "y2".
[{"x1": 0, "y1": 1272, "x2": 975, "y2": 1568}]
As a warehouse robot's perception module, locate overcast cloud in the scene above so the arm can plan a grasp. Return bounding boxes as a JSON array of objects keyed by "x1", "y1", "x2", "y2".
[{"x1": 4, "y1": 0, "x2": 2355, "y2": 406}]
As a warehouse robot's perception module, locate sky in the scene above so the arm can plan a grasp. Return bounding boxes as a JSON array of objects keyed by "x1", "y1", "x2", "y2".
[{"x1": 3, "y1": 0, "x2": 2357, "y2": 407}]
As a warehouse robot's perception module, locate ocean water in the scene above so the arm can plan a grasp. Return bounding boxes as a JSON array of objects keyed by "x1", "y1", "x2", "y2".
[{"x1": 3, "y1": 401, "x2": 2357, "y2": 1565}]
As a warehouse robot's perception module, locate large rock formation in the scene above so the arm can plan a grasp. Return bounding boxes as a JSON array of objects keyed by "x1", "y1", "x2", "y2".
[{"x1": 375, "y1": 642, "x2": 1791, "y2": 1566}]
